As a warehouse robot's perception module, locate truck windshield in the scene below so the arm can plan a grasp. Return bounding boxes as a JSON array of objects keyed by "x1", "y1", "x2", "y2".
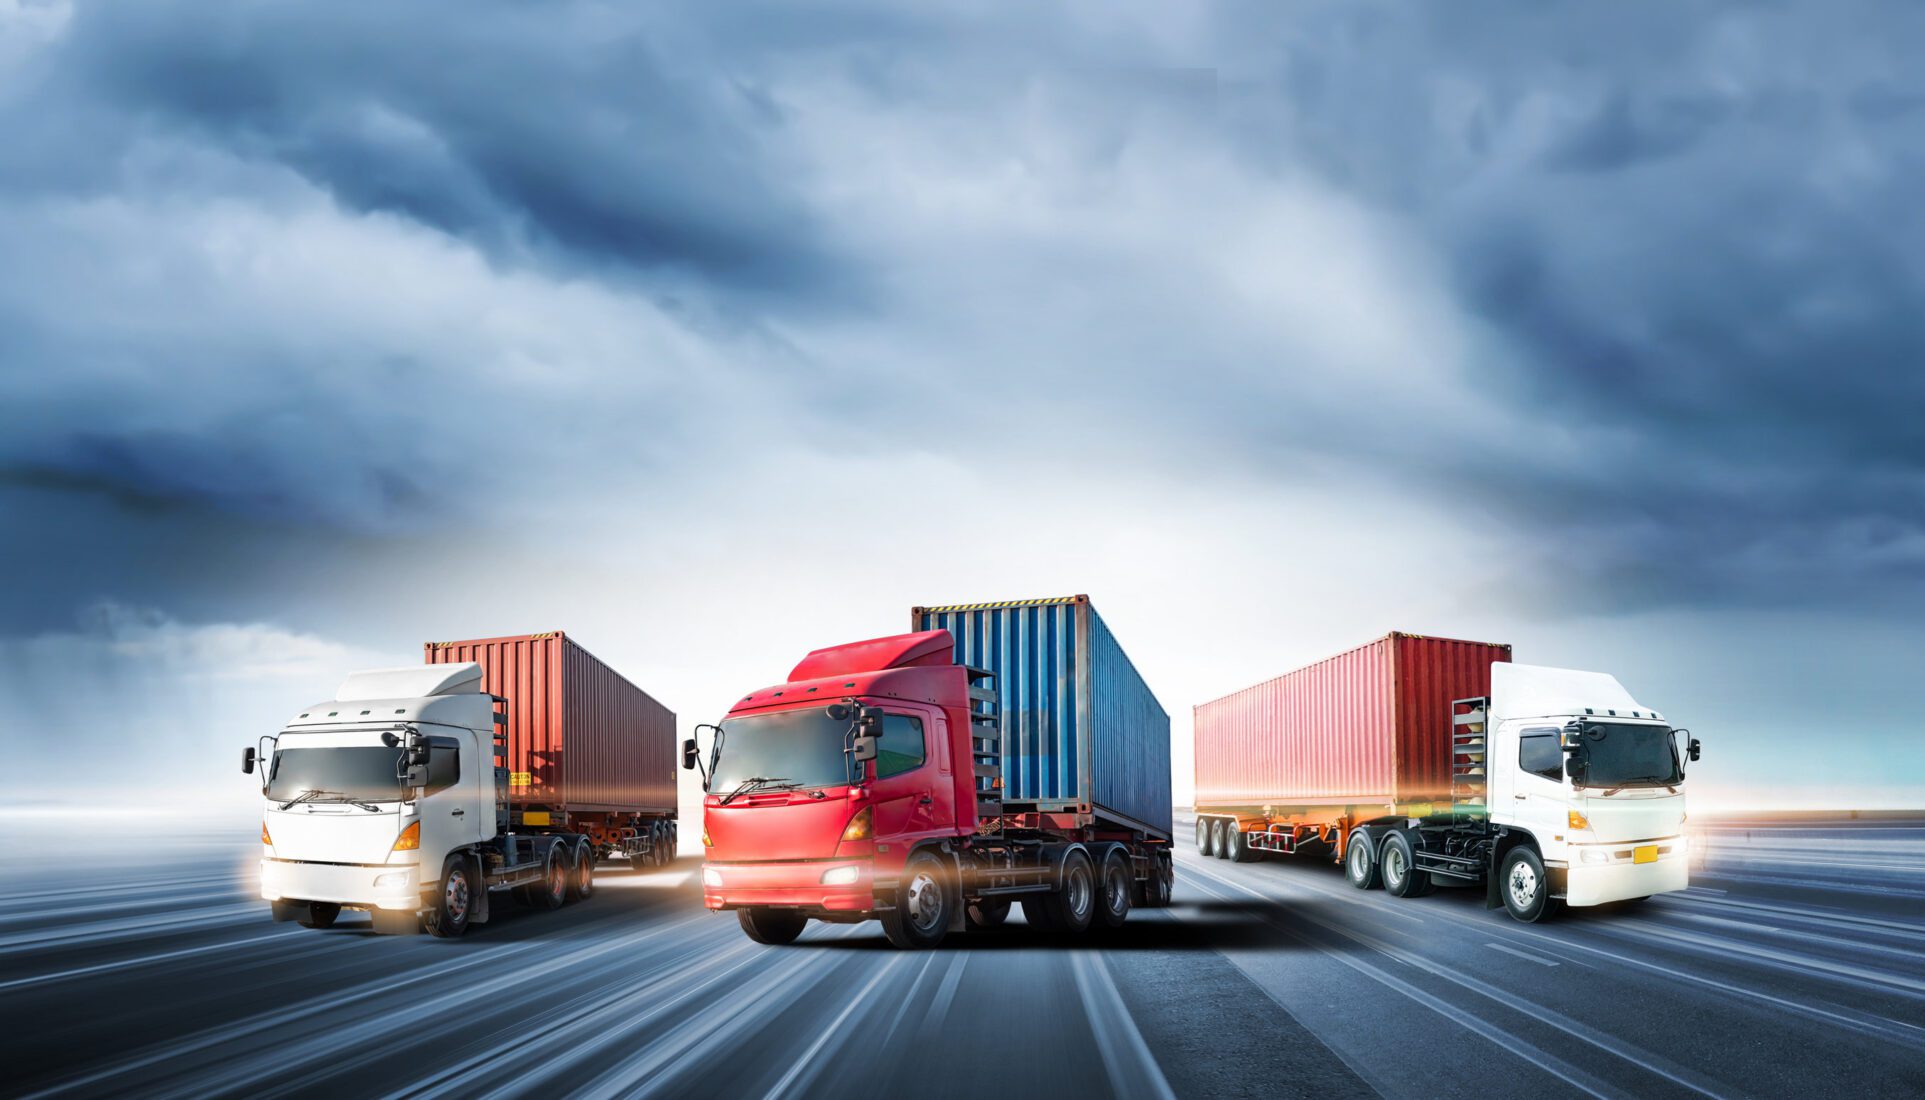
[
  {"x1": 1575, "y1": 723, "x2": 1682, "y2": 788},
  {"x1": 267, "y1": 746, "x2": 405, "y2": 803},
  {"x1": 711, "y1": 710, "x2": 855, "y2": 792}
]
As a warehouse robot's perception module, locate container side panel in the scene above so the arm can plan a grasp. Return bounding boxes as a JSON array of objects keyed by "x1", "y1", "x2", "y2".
[
  {"x1": 914, "y1": 598, "x2": 1169, "y2": 835},
  {"x1": 425, "y1": 634, "x2": 676, "y2": 816},
  {"x1": 1391, "y1": 635, "x2": 1513, "y2": 804}
]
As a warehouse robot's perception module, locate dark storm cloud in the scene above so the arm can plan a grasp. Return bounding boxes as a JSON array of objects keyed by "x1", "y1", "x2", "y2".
[{"x1": 1, "y1": 0, "x2": 1921, "y2": 628}]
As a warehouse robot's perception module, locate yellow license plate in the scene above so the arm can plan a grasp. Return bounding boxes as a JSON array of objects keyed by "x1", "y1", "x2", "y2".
[{"x1": 1633, "y1": 845, "x2": 1658, "y2": 864}]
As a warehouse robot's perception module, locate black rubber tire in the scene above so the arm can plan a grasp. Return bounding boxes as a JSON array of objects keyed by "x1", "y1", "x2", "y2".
[
  {"x1": 1380, "y1": 832, "x2": 1434, "y2": 898},
  {"x1": 525, "y1": 844, "x2": 569, "y2": 910},
  {"x1": 966, "y1": 898, "x2": 1011, "y2": 930},
  {"x1": 1195, "y1": 817, "x2": 1211, "y2": 855},
  {"x1": 1500, "y1": 846, "x2": 1558, "y2": 923},
  {"x1": 1155, "y1": 854, "x2": 1174, "y2": 906},
  {"x1": 1047, "y1": 848, "x2": 1097, "y2": 934},
  {"x1": 570, "y1": 840, "x2": 595, "y2": 901},
  {"x1": 1213, "y1": 819, "x2": 1233, "y2": 860},
  {"x1": 1227, "y1": 825, "x2": 1258, "y2": 863},
  {"x1": 1345, "y1": 829, "x2": 1380, "y2": 890},
  {"x1": 1096, "y1": 849, "x2": 1132, "y2": 930},
  {"x1": 737, "y1": 907, "x2": 808, "y2": 944},
  {"x1": 629, "y1": 851, "x2": 650, "y2": 872},
  {"x1": 297, "y1": 902, "x2": 342, "y2": 929},
  {"x1": 424, "y1": 856, "x2": 472, "y2": 939},
  {"x1": 1022, "y1": 894, "x2": 1058, "y2": 931},
  {"x1": 880, "y1": 851, "x2": 953, "y2": 949}
]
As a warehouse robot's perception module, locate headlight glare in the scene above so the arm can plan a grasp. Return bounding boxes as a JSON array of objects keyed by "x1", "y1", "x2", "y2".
[
  {"x1": 821, "y1": 865, "x2": 861, "y2": 886},
  {"x1": 702, "y1": 867, "x2": 724, "y2": 888}
]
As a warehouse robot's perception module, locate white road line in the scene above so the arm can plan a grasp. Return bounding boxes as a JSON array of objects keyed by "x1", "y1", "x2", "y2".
[
  {"x1": 1071, "y1": 952, "x2": 1178, "y2": 1100},
  {"x1": 762, "y1": 954, "x2": 906, "y2": 1100},
  {"x1": 1485, "y1": 941, "x2": 1560, "y2": 967}
]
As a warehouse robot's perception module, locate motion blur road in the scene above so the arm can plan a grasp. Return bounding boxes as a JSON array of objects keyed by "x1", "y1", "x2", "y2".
[{"x1": 7, "y1": 814, "x2": 1922, "y2": 1099}]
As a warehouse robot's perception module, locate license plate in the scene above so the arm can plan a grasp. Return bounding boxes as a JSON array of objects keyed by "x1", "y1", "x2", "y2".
[{"x1": 1633, "y1": 845, "x2": 1658, "y2": 864}]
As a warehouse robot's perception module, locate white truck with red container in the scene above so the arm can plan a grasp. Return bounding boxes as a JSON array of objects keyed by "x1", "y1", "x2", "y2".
[
  {"x1": 243, "y1": 632, "x2": 677, "y2": 937},
  {"x1": 1193, "y1": 632, "x2": 1702, "y2": 922}
]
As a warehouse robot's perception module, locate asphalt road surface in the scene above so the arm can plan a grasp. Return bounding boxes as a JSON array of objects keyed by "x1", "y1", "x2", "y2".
[{"x1": 5, "y1": 814, "x2": 1921, "y2": 1099}]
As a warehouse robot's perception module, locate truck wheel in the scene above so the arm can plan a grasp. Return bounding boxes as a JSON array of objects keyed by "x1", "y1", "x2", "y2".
[
  {"x1": 880, "y1": 851, "x2": 953, "y2": 949},
  {"x1": 737, "y1": 907, "x2": 808, "y2": 945},
  {"x1": 1195, "y1": 818, "x2": 1211, "y2": 855},
  {"x1": 570, "y1": 839, "x2": 595, "y2": 901},
  {"x1": 966, "y1": 898, "x2": 1011, "y2": 930},
  {"x1": 1213, "y1": 819, "x2": 1232, "y2": 859},
  {"x1": 1155, "y1": 854, "x2": 1175, "y2": 906},
  {"x1": 1096, "y1": 849, "x2": 1132, "y2": 930},
  {"x1": 1047, "y1": 848, "x2": 1097, "y2": 934},
  {"x1": 1380, "y1": 832, "x2": 1434, "y2": 898},
  {"x1": 1228, "y1": 825, "x2": 1258, "y2": 863},
  {"x1": 1345, "y1": 829, "x2": 1380, "y2": 890},
  {"x1": 1500, "y1": 846, "x2": 1558, "y2": 923},
  {"x1": 424, "y1": 856, "x2": 473, "y2": 938},
  {"x1": 297, "y1": 902, "x2": 342, "y2": 929},
  {"x1": 629, "y1": 851, "x2": 650, "y2": 873},
  {"x1": 528, "y1": 843, "x2": 569, "y2": 910}
]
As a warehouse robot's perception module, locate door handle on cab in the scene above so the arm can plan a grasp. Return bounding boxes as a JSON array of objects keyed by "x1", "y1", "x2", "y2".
[
  {"x1": 1512, "y1": 794, "x2": 1527, "y2": 800},
  {"x1": 452, "y1": 808, "x2": 466, "y2": 816},
  {"x1": 918, "y1": 794, "x2": 933, "y2": 806}
]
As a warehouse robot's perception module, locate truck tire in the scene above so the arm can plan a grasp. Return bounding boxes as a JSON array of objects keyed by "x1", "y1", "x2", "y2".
[
  {"x1": 1096, "y1": 849, "x2": 1132, "y2": 930},
  {"x1": 966, "y1": 898, "x2": 1011, "y2": 930},
  {"x1": 424, "y1": 855, "x2": 473, "y2": 938},
  {"x1": 1215, "y1": 819, "x2": 1234, "y2": 859},
  {"x1": 1046, "y1": 848, "x2": 1097, "y2": 934},
  {"x1": 297, "y1": 902, "x2": 342, "y2": 929},
  {"x1": 1380, "y1": 832, "x2": 1434, "y2": 898},
  {"x1": 1227, "y1": 825, "x2": 1258, "y2": 863},
  {"x1": 1154, "y1": 854, "x2": 1175, "y2": 906},
  {"x1": 1345, "y1": 828, "x2": 1380, "y2": 890},
  {"x1": 1195, "y1": 818, "x2": 1211, "y2": 855},
  {"x1": 1500, "y1": 846, "x2": 1558, "y2": 923},
  {"x1": 570, "y1": 839, "x2": 595, "y2": 901},
  {"x1": 880, "y1": 851, "x2": 953, "y2": 949},
  {"x1": 737, "y1": 907, "x2": 808, "y2": 945},
  {"x1": 522, "y1": 843, "x2": 569, "y2": 910},
  {"x1": 629, "y1": 851, "x2": 651, "y2": 873}
]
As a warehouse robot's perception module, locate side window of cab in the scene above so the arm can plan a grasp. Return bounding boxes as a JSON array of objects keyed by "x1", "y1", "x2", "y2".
[
  {"x1": 1518, "y1": 727, "x2": 1563, "y2": 782},
  {"x1": 875, "y1": 715, "x2": 926, "y2": 779},
  {"x1": 426, "y1": 736, "x2": 462, "y2": 796}
]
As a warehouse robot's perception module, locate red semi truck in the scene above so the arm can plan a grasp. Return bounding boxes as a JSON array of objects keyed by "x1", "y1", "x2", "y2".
[
  {"x1": 1193, "y1": 632, "x2": 1700, "y2": 922},
  {"x1": 689, "y1": 597, "x2": 1174, "y2": 949}
]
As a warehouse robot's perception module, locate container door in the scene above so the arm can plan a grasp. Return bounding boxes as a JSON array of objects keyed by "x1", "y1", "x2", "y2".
[{"x1": 868, "y1": 706, "x2": 951, "y2": 845}]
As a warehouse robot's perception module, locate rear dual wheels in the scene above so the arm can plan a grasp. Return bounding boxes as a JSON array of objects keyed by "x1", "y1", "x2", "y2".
[
  {"x1": 1345, "y1": 828, "x2": 1380, "y2": 889},
  {"x1": 1096, "y1": 849, "x2": 1132, "y2": 930},
  {"x1": 516, "y1": 843, "x2": 572, "y2": 910},
  {"x1": 1226, "y1": 824, "x2": 1259, "y2": 863},
  {"x1": 966, "y1": 898, "x2": 1011, "y2": 930},
  {"x1": 569, "y1": 840, "x2": 595, "y2": 902},
  {"x1": 1379, "y1": 832, "x2": 1434, "y2": 899}
]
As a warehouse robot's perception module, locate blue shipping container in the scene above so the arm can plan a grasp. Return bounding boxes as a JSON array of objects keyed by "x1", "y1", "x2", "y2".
[{"x1": 911, "y1": 595, "x2": 1172, "y2": 839}]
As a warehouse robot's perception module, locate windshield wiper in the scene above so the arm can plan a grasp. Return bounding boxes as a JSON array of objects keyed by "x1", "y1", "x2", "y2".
[
  {"x1": 277, "y1": 788, "x2": 381, "y2": 812},
  {"x1": 718, "y1": 776, "x2": 799, "y2": 806}
]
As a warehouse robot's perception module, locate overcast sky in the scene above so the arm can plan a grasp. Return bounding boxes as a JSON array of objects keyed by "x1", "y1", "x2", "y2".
[{"x1": 3, "y1": 1, "x2": 1921, "y2": 815}]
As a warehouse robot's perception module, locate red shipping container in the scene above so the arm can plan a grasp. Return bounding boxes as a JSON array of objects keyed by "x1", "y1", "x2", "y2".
[
  {"x1": 425, "y1": 632, "x2": 676, "y2": 815},
  {"x1": 1194, "y1": 633, "x2": 1512, "y2": 812}
]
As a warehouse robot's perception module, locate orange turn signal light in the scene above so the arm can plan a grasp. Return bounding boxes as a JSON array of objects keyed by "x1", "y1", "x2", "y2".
[
  {"x1": 261, "y1": 822, "x2": 273, "y2": 846},
  {"x1": 392, "y1": 821, "x2": 421, "y2": 852},
  {"x1": 1568, "y1": 810, "x2": 1591, "y2": 831},
  {"x1": 841, "y1": 806, "x2": 873, "y2": 842}
]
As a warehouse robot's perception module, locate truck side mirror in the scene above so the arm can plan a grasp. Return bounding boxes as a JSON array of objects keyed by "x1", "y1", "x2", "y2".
[
  {"x1": 682, "y1": 738, "x2": 699, "y2": 771},
  {"x1": 242, "y1": 746, "x2": 256, "y2": 775},
  {"x1": 405, "y1": 731, "x2": 429, "y2": 768},
  {"x1": 1688, "y1": 737, "x2": 1701, "y2": 762},
  {"x1": 825, "y1": 703, "x2": 852, "y2": 721},
  {"x1": 851, "y1": 733, "x2": 879, "y2": 763},
  {"x1": 1559, "y1": 729, "x2": 1582, "y2": 753},
  {"x1": 405, "y1": 764, "x2": 430, "y2": 788},
  {"x1": 857, "y1": 706, "x2": 884, "y2": 737}
]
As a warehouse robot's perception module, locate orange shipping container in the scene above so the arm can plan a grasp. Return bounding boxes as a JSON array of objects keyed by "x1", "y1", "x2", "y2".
[
  {"x1": 425, "y1": 632, "x2": 676, "y2": 815},
  {"x1": 1194, "y1": 632, "x2": 1512, "y2": 812}
]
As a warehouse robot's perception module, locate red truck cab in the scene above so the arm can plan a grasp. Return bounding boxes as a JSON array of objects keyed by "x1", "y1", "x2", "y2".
[{"x1": 694, "y1": 631, "x2": 977, "y2": 941}]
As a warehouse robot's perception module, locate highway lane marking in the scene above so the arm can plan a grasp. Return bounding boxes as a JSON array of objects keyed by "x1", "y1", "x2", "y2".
[
  {"x1": 916, "y1": 952, "x2": 969, "y2": 1038},
  {"x1": 761, "y1": 953, "x2": 909, "y2": 1100},
  {"x1": 0, "y1": 902, "x2": 263, "y2": 954},
  {"x1": 1071, "y1": 952, "x2": 1178, "y2": 1100},
  {"x1": 1603, "y1": 918, "x2": 1925, "y2": 998},
  {"x1": 1184, "y1": 859, "x2": 1736, "y2": 1100},
  {"x1": 1484, "y1": 942, "x2": 1560, "y2": 967},
  {"x1": 1179, "y1": 865, "x2": 1630, "y2": 1100},
  {"x1": 0, "y1": 926, "x2": 306, "y2": 991}
]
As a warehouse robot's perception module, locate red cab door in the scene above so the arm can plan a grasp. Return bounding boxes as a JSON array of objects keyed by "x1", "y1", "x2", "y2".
[{"x1": 868, "y1": 706, "x2": 953, "y2": 845}]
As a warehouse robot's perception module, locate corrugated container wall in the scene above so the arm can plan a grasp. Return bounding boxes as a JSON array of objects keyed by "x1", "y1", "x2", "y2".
[
  {"x1": 425, "y1": 633, "x2": 677, "y2": 815},
  {"x1": 1193, "y1": 633, "x2": 1511, "y2": 811},
  {"x1": 912, "y1": 596, "x2": 1172, "y2": 839}
]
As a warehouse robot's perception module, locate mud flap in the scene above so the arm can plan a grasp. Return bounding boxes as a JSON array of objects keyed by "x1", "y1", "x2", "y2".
[{"x1": 469, "y1": 853, "x2": 492, "y2": 924}]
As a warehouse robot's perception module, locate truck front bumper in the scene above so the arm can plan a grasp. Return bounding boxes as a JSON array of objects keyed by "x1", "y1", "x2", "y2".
[
  {"x1": 261, "y1": 858, "x2": 421, "y2": 911},
  {"x1": 702, "y1": 860, "x2": 876, "y2": 913},
  {"x1": 1563, "y1": 836, "x2": 1688, "y2": 907}
]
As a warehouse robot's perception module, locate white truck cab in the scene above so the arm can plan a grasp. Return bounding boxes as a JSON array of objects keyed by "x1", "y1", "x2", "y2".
[
  {"x1": 1478, "y1": 663, "x2": 1699, "y2": 916},
  {"x1": 246, "y1": 662, "x2": 590, "y2": 936}
]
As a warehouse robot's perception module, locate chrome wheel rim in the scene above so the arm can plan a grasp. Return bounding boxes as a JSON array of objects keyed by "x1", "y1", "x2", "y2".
[
  {"x1": 1384, "y1": 846, "x2": 1405, "y2": 886},
  {"x1": 1508, "y1": 861, "x2": 1538, "y2": 910},
  {"x1": 1348, "y1": 841, "x2": 1369, "y2": 880},
  {"x1": 905, "y1": 870, "x2": 943, "y2": 933},
  {"x1": 1067, "y1": 866, "x2": 1092, "y2": 919},
  {"x1": 445, "y1": 869, "x2": 469, "y2": 921}
]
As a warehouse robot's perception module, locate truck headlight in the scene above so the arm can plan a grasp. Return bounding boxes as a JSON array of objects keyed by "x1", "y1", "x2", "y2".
[
  {"x1": 821, "y1": 865, "x2": 861, "y2": 886},
  {"x1": 702, "y1": 867, "x2": 723, "y2": 888},
  {"x1": 374, "y1": 871, "x2": 409, "y2": 888}
]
